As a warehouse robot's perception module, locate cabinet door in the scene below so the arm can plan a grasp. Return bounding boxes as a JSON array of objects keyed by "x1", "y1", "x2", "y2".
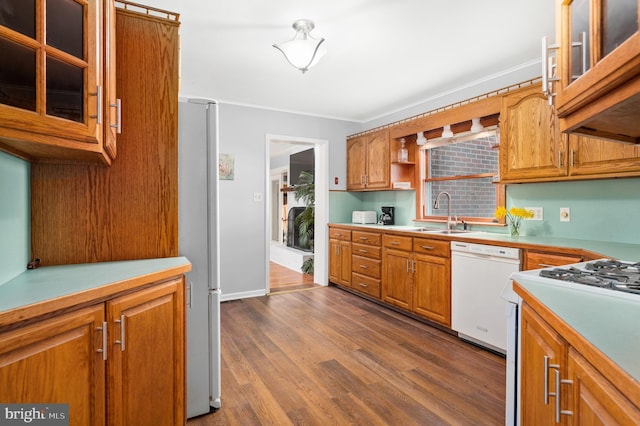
[
  {"x1": 0, "y1": 306, "x2": 106, "y2": 426},
  {"x1": 521, "y1": 304, "x2": 568, "y2": 426},
  {"x1": 500, "y1": 87, "x2": 568, "y2": 181},
  {"x1": 568, "y1": 135, "x2": 640, "y2": 177},
  {"x1": 347, "y1": 136, "x2": 367, "y2": 190},
  {"x1": 365, "y1": 129, "x2": 390, "y2": 189},
  {"x1": 567, "y1": 347, "x2": 640, "y2": 425},
  {"x1": 413, "y1": 253, "x2": 451, "y2": 326},
  {"x1": 0, "y1": 0, "x2": 110, "y2": 163},
  {"x1": 382, "y1": 248, "x2": 412, "y2": 310},
  {"x1": 329, "y1": 239, "x2": 351, "y2": 286},
  {"x1": 107, "y1": 278, "x2": 185, "y2": 426}
]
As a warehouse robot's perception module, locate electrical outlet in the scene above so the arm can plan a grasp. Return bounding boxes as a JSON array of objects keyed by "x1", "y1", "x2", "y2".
[
  {"x1": 525, "y1": 207, "x2": 543, "y2": 221},
  {"x1": 560, "y1": 207, "x2": 570, "y2": 222},
  {"x1": 253, "y1": 192, "x2": 263, "y2": 202}
]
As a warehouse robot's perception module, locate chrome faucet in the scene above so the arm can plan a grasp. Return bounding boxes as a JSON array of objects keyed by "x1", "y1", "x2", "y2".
[{"x1": 434, "y1": 191, "x2": 457, "y2": 230}]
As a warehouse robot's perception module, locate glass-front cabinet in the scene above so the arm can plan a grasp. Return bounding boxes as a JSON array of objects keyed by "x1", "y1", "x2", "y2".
[
  {"x1": 554, "y1": 0, "x2": 640, "y2": 144},
  {"x1": 0, "y1": 0, "x2": 118, "y2": 164}
]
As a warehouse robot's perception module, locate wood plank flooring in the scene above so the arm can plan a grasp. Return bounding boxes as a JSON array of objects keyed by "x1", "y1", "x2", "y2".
[
  {"x1": 269, "y1": 261, "x2": 318, "y2": 294},
  {"x1": 187, "y1": 286, "x2": 506, "y2": 425}
]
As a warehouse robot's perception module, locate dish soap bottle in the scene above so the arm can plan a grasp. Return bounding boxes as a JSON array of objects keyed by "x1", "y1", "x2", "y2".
[{"x1": 398, "y1": 138, "x2": 408, "y2": 162}]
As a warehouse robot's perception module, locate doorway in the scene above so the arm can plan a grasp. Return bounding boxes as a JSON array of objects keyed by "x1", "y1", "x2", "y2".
[{"x1": 265, "y1": 134, "x2": 328, "y2": 294}]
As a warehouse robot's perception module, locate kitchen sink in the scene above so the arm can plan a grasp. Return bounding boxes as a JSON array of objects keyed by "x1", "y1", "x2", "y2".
[{"x1": 415, "y1": 228, "x2": 474, "y2": 234}]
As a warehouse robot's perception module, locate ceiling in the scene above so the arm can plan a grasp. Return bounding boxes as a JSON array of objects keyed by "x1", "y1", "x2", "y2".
[{"x1": 138, "y1": 0, "x2": 555, "y2": 122}]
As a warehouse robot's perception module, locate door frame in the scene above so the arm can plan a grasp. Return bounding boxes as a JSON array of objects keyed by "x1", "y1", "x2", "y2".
[{"x1": 265, "y1": 134, "x2": 328, "y2": 293}]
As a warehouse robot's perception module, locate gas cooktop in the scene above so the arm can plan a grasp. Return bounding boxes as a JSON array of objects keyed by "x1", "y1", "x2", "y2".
[{"x1": 538, "y1": 259, "x2": 640, "y2": 296}]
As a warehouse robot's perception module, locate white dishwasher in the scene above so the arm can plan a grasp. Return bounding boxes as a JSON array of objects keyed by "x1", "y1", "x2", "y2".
[{"x1": 450, "y1": 241, "x2": 521, "y2": 354}]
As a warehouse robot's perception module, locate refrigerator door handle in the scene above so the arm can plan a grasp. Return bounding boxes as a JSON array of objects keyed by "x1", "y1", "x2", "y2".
[{"x1": 209, "y1": 288, "x2": 222, "y2": 409}]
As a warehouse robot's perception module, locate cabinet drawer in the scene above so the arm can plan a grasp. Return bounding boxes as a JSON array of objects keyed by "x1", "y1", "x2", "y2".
[
  {"x1": 351, "y1": 243, "x2": 381, "y2": 260},
  {"x1": 351, "y1": 272, "x2": 381, "y2": 298},
  {"x1": 382, "y1": 234, "x2": 412, "y2": 251},
  {"x1": 351, "y1": 255, "x2": 381, "y2": 278},
  {"x1": 329, "y1": 228, "x2": 351, "y2": 241},
  {"x1": 413, "y1": 238, "x2": 450, "y2": 257},
  {"x1": 352, "y1": 231, "x2": 381, "y2": 246},
  {"x1": 525, "y1": 251, "x2": 582, "y2": 270}
]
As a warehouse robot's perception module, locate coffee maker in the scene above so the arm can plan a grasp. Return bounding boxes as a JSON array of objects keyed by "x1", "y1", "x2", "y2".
[{"x1": 380, "y1": 206, "x2": 395, "y2": 225}]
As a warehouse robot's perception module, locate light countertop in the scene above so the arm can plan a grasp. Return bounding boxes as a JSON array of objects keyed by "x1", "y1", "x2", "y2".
[
  {"x1": 0, "y1": 257, "x2": 191, "y2": 327},
  {"x1": 512, "y1": 271, "x2": 640, "y2": 383}
]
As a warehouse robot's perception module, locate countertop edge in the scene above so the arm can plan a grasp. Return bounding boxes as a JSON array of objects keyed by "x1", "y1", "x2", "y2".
[{"x1": 0, "y1": 258, "x2": 192, "y2": 329}]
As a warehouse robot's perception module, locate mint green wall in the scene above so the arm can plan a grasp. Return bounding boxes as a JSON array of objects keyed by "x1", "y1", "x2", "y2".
[
  {"x1": 0, "y1": 151, "x2": 30, "y2": 283},
  {"x1": 329, "y1": 178, "x2": 640, "y2": 245},
  {"x1": 505, "y1": 178, "x2": 640, "y2": 244}
]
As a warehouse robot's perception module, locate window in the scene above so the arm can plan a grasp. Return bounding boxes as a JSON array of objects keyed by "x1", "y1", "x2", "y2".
[{"x1": 419, "y1": 129, "x2": 505, "y2": 224}]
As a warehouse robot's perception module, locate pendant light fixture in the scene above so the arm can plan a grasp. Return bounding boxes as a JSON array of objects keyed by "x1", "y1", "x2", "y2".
[{"x1": 273, "y1": 19, "x2": 326, "y2": 73}]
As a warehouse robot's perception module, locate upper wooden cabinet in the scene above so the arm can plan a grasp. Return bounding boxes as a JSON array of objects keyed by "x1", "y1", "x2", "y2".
[
  {"x1": 553, "y1": 0, "x2": 640, "y2": 144},
  {"x1": 499, "y1": 85, "x2": 567, "y2": 182},
  {"x1": 0, "y1": 0, "x2": 119, "y2": 164},
  {"x1": 347, "y1": 129, "x2": 391, "y2": 191},
  {"x1": 500, "y1": 84, "x2": 640, "y2": 183}
]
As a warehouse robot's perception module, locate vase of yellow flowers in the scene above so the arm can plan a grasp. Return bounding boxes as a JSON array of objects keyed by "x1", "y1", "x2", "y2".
[{"x1": 495, "y1": 206, "x2": 534, "y2": 237}]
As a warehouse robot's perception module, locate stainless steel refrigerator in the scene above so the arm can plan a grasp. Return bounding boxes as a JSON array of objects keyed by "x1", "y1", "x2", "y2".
[{"x1": 178, "y1": 99, "x2": 222, "y2": 417}]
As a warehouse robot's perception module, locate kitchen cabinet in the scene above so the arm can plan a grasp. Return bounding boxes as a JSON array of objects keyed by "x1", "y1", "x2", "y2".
[
  {"x1": 351, "y1": 230, "x2": 382, "y2": 298},
  {"x1": 412, "y1": 238, "x2": 451, "y2": 327},
  {"x1": 499, "y1": 85, "x2": 567, "y2": 182},
  {"x1": 328, "y1": 227, "x2": 351, "y2": 287},
  {"x1": 346, "y1": 129, "x2": 390, "y2": 190},
  {"x1": 0, "y1": 0, "x2": 119, "y2": 164},
  {"x1": 524, "y1": 250, "x2": 582, "y2": 271},
  {"x1": 30, "y1": 3, "x2": 180, "y2": 265},
  {"x1": 520, "y1": 302, "x2": 640, "y2": 425},
  {"x1": 382, "y1": 234, "x2": 413, "y2": 310},
  {"x1": 500, "y1": 84, "x2": 640, "y2": 183},
  {"x1": 554, "y1": 0, "x2": 640, "y2": 144},
  {"x1": 0, "y1": 306, "x2": 106, "y2": 425},
  {"x1": 106, "y1": 278, "x2": 185, "y2": 426},
  {"x1": 0, "y1": 276, "x2": 185, "y2": 426}
]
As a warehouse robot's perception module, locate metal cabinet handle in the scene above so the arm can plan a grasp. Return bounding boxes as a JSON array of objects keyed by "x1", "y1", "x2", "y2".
[
  {"x1": 544, "y1": 356, "x2": 552, "y2": 404},
  {"x1": 570, "y1": 149, "x2": 576, "y2": 166},
  {"x1": 406, "y1": 259, "x2": 410, "y2": 273},
  {"x1": 110, "y1": 98, "x2": 122, "y2": 134},
  {"x1": 359, "y1": 265, "x2": 368, "y2": 269},
  {"x1": 359, "y1": 237, "x2": 368, "y2": 241},
  {"x1": 96, "y1": 321, "x2": 107, "y2": 361},
  {"x1": 538, "y1": 263, "x2": 554, "y2": 268},
  {"x1": 541, "y1": 36, "x2": 559, "y2": 99},
  {"x1": 390, "y1": 241, "x2": 400, "y2": 245},
  {"x1": 90, "y1": 86, "x2": 103, "y2": 124},
  {"x1": 359, "y1": 249, "x2": 368, "y2": 253},
  {"x1": 115, "y1": 314, "x2": 125, "y2": 351},
  {"x1": 571, "y1": 32, "x2": 587, "y2": 80},
  {"x1": 412, "y1": 260, "x2": 416, "y2": 273},
  {"x1": 554, "y1": 369, "x2": 574, "y2": 422},
  {"x1": 558, "y1": 151, "x2": 563, "y2": 168},
  {"x1": 187, "y1": 282, "x2": 193, "y2": 309},
  {"x1": 420, "y1": 245, "x2": 434, "y2": 250},
  {"x1": 358, "y1": 283, "x2": 368, "y2": 288}
]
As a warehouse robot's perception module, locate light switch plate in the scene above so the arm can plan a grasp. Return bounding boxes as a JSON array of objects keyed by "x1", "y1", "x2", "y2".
[
  {"x1": 560, "y1": 207, "x2": 570, "y2": 222},
  {"x1": 525, "y1": 207, "x2": 543, "y2": 221},
  {"x1": 253, "y1": 192, "x2": 263, "y2": 202}
]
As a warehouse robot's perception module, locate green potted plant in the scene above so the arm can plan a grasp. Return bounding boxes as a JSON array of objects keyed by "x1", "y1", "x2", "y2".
[{"x1": 294, "y1": 170, "x2": 314, "y2": 274}]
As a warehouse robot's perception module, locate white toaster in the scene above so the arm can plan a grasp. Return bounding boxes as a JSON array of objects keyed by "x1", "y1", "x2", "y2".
[{"x1": 352, "y1": 210, "x2": 378, "y2": 224}]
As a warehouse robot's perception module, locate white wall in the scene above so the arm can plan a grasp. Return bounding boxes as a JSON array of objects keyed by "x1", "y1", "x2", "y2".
[{"x1": 218, "y1": 104, "x2": 360, "y2": 299}]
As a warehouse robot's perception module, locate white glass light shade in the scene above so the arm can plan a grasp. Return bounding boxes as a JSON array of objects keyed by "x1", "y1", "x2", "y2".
[
  {"x1": 273, "y1": 19, "x2": 326, "y2": 73},
  {"x1": 442, "y1": 125, "x2": 454, "y2": 138}
]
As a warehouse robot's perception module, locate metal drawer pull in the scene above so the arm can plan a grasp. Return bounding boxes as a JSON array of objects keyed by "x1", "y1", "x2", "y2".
[
  {"x1": 544, "y1": 356, "x2": 551, "y2": 404},
  {"x1": 110, "y1": 98, "x2": 122, "y2": 134},
  {"x1": 554, "y1": 369, "x2": 574, "y2": 422},
  {"x1": 115, "y1": 314, "x2": 125, "y2": 351},
  {"x1": 96, "y1": 321, "x2": 107, "y2": 361},
  {"x1": 359, "y1": 249, "x2": 368, "y2": 253},
  {"x1": 390, "y1": 241, "x2": 400, "y2": 245},
  {"x1": 538, "y1": 263, "x2": 554, "y2": 268},
  {"x1": 420, "y1": 245, "x2": 434, "y2": 250},
  {"x1": 359, "y1": 265, "x2": 368, "y2": 269},
  {"x1": 359, "y1": 237, "x2": 368, "y2": 241},
  {"x1": 359, "y1": 283, "x2": 368, "y2": 288}
]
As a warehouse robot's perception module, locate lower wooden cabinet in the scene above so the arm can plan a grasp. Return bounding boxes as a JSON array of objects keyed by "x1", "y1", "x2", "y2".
[
  {"x1": 329, "y1": 240, "x2": 351, "y2": 287},
  {"x1": 382, "y1": 246, "x2": 413, "y2": 310},
  {"x1": 0, "y1": 306, "x2": 106, "y2": 426},
  {"x1": 350, "y1": 230, "x2": 382, "y2": 298},
  {"x1": 520, "y1": 303, "x2": 640, "y2": 425},
  {"x1": 524, "y1": 250, "x2": 582, "y2": 270},
  {"x1": 0, "y1": 276, "x2": 185, "y2": 426}
]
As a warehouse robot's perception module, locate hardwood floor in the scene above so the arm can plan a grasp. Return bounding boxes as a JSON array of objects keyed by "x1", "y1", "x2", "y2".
[
  {"x1": 269, "y1": 261, "x2": 319, "y2": 294},
  {"x1": 187, "y1": 286, "x2": 506, "y2": 425}
]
